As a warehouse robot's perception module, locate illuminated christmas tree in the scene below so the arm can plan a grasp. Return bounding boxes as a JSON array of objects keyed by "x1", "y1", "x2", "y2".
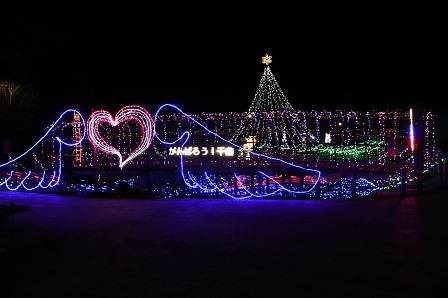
[{"x1": 231, "y1": 54, "x2": 317, "y2": 158}]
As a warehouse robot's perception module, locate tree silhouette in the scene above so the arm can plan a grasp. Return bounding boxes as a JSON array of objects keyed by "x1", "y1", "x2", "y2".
[{"x1": 0, "y1": 81, "x2": 42, "y2": 155}]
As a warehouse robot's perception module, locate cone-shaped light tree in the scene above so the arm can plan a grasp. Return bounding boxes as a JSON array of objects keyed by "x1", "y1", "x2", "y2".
[{"x1": 231, "y1": 54, "x2": 317, "y2": 158}]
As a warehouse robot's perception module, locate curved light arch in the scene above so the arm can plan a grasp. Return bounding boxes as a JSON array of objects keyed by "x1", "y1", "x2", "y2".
[
  {"x1": 0, "y1": 109, "x2": 86, "y2": 190},
  {"x1": 154, "y1": 103, "x2": 322, "y2": 199}
]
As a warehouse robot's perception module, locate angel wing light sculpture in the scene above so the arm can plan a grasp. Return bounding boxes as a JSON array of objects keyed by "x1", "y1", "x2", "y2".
[
  {"x1": 154, "y1": 104, "x2": 322, "y2": 199},
  {"x1": 0, "y1": 109, "x2": 85, "y2": 190}
]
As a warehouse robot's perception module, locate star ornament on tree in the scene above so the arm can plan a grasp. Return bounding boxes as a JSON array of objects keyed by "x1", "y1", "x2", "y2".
[{"x1": 262, "y1": 54, "x2": 272, "y2": 65}]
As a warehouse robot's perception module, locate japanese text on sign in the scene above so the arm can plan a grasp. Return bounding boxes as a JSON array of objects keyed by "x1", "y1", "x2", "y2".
[{"x1": 168, "y1": 146, "x2": 235, "y2": 157}]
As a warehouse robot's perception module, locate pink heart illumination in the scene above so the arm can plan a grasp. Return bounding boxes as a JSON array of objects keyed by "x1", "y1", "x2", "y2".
[{"x1": 86, "y1": 105, "x2": 155, "y2": 168}]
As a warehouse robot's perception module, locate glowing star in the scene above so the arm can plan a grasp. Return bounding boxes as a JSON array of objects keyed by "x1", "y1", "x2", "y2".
[
  {"x1": 262, "y1": 54, "x2": 272, "y2": 65},
  {"x1": 87, "y1": 105, "x2": 155, "y2": 168}
]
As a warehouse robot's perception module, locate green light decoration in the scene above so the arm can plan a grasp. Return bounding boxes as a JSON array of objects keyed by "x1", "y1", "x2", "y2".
[{"x1": 228, "y1": 55, "x2": 437, "y2": 170}]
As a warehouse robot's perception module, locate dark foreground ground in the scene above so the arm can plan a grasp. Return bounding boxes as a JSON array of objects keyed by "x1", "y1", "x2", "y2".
[{"x1": 1, "y1": 189, "x2": 448, "y2": 297}]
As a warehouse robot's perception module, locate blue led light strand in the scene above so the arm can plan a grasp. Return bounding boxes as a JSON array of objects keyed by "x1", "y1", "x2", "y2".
[
  {"x1": 0, "y1": 109, "x2": 86, "y2": 190},
  {"x1": 154, "y1": 103, "x2": 322, "y2": 199}
]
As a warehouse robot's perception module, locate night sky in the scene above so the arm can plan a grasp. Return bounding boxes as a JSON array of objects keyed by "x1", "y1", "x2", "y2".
[{"x1": 1, "y1": 3, "x2": 448, "y2": 117}]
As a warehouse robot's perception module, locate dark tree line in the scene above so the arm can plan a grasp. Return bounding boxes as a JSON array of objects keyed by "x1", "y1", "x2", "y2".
[{"x1": 0, "y1": 81, "x2": 44, "y2": 156}]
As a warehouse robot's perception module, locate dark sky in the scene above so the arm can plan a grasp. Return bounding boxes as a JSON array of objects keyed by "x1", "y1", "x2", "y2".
[{"x1": 1, "y1": 3, "x2": 448, "y2": 116}]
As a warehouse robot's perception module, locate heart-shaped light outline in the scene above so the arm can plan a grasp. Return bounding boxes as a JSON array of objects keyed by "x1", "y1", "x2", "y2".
[{"x1": 87, "y1": 105, "x2": 154, "y2": 168}]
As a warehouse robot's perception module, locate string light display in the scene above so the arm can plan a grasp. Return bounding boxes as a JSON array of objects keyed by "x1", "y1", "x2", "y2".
[
  {"x1": 154, "y1": 103, "x2": 322, "y2": 199},
  {"x1": 409, "y1": 107, "x2": 415, "y2": 152},
  {"x1": 0, "y1": 109, "x2": 85, "y2": 190},
  {"x1": 0, "y1": 104, "x2": 438, "y2": 198},
  {"x1": 228, "y1": 55, "x2": 437, "y2": 170},
  {"x1": 73, "y1": 112, "x2": 83, "y2": 167},
  {"x1": 425, "y1": 111, "x2": 436, "y2": 168},
  {"x1": 0, "y1": 55, "x2": 439, "y2": 198},
  {"x1": 86, "y1": 105, "x2": 155, "y2": 169},
  {"x1": 231, "y1": 55, "x2": 317, "y2": 156}
]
